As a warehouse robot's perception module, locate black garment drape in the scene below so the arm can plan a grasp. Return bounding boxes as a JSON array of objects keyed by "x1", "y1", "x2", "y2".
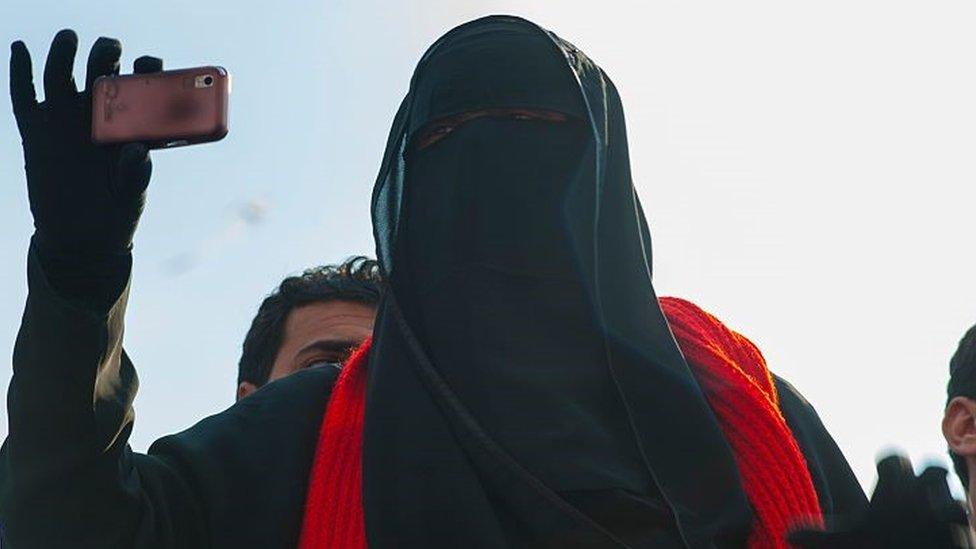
[{"x1": 365, "y1": 15, "x2": 752, "y2": 548}]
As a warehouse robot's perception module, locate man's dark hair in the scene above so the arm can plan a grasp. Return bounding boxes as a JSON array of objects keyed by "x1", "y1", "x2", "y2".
[
  {"x1": 947, "y1": 323, "x2": 976, "y2": 489},
  {"x1": 237, "y1": 256, "x2": 382, "y2": 387}
]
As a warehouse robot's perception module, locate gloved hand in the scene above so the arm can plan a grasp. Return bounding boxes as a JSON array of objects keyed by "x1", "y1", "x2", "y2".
[
  {"x1": 790, "y1": 454, "x2": 973, "y2": 548},
  {"x1": 10, "y1": 30, "x2": 162, "y2": 306},
  {"x1": 10, "y1": 30, "x2": 162, "y2": 255}
]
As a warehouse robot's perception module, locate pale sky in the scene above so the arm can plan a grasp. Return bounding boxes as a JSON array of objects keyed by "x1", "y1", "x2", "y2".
[{"x1": 1, "y1": 0, "x2": 975, "y2": 496}]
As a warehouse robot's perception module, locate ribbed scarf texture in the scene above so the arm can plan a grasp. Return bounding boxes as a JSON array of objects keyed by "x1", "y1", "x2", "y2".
[
  {"x1": 298, "y1": 337, "x2": 371, "y2": 549},
  {"x1": 659, "y1": 297, "x2": 823, "y2": 548},
  {"x1": 298, "y1": 298, "x2": 823, "y2": 549}
]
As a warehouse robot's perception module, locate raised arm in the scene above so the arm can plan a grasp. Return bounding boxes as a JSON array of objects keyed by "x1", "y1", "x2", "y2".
[{"x1": 0, "y1": 31, "x2": 204, "y2": 547}]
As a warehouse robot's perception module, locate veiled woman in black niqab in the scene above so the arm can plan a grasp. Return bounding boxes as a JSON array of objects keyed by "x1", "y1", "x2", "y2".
[
  {"x1": 363, "y1": 15, "x2": 863, "y2": 548},
  {"x1": 0, "y1": 14, "x2": 865, "y2": 549}
]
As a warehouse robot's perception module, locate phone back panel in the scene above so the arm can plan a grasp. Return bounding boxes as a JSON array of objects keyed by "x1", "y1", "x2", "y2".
[{"x1": 92, "y1": 66, "x2": 230, "y2": 147}]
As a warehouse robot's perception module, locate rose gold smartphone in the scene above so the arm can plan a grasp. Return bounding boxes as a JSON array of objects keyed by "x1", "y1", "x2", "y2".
[{"x1": 92, "y1": 66, "x2": 230, "y2": 148}]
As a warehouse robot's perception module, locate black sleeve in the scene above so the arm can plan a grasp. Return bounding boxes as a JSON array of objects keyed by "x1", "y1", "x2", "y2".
[
  {"x1": 0, "y1": 244, "x2": 207, "y2": 548},
  {"x1": 144, "y1": 365, "x2": 336, "y2": 547},
  {"x1": 774, "y1": 375, "x2": 869, "y2": 521}
]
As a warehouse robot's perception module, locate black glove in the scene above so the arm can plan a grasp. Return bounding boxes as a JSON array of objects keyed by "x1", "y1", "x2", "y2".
[
  {"x1": 10, "y1": 30, "x2": 162, "y2": 307},
  {"x1": 790, "y1": 454, "x2": 973, "y2": 548}
]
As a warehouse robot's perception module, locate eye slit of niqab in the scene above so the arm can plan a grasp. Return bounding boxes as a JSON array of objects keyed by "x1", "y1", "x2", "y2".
[{"x1": 412, "y1": 108, "x2": 572, "y2": 151}]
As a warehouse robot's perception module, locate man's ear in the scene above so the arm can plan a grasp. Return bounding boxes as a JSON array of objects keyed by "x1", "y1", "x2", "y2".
[
  {"x1": 237, "y1": 381, "x2": 259, "y2": 402},
  {"x1": 943, "y1": 396, "x2": 976, "y2": 457}
]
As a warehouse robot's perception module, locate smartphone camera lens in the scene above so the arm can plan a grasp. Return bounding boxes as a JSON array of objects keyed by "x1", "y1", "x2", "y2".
[{"x1": 194, "y1": 74, "x2": 216, "y2": 88}]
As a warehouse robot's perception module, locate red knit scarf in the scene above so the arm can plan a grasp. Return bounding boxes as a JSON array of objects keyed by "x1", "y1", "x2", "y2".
[
  {"x1": 659, "y1": 297, "x2": 823, "y2": 548},
  {"x1": 298, "y1": 337, "x2": 372, "y2": 549},
  {"x1": 299, "y1": 299, "x2": 823, "y2": 549}
]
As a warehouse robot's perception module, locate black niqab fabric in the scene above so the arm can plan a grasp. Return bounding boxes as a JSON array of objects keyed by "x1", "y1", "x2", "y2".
[{"x1": 364, "y1": 16, "x2": 752, "y2": 548}]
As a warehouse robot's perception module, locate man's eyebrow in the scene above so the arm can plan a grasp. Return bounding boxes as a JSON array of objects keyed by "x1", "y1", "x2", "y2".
[{"x1": 296, "y1": 339, "x2": 362, "y2": 357}]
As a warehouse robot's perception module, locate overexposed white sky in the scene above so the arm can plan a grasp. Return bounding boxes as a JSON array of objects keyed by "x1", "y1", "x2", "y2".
[{"x1": 1, "y1": 0, "x2": 975, "y2": 497}]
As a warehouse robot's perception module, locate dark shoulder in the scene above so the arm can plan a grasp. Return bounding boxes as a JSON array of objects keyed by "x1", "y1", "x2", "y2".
[
  {"x1": 774, "y1": 375, "x2": 819, "y2": 419},
  {"x1": 772, "y1": 373, "x2": 868, "y2": 517},
  {"x1": 143, "y1": 365, "x2": 339, "y2": 547},
  {"x1": 234, "y1": 364, "x2": 340, "y2": 418},
  {"x1": 149, "y1": 365, "x2": 339, "y2": 457}
]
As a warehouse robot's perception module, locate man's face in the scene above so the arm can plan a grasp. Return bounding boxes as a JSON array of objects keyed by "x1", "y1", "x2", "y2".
[{"x1": 237, "y1": 299, "x2": 376, "y2": 400}]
